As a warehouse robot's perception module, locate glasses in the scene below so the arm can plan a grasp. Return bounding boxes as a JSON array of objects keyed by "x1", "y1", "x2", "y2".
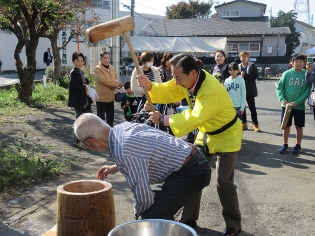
[{"x1": 81, "y1": 137, "x2": 91, "y2": 146}]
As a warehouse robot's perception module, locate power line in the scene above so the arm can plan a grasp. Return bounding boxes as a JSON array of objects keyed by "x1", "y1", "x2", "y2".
[
  {"x1": 120, "y1": 1, "x2": 160, "y2": 36},
  {"x1": 135, "y1": 2, "x2": 166, "y2": 14}
]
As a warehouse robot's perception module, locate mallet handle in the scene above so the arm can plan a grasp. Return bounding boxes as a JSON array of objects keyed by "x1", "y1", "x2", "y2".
[{"x1": 123, "y1": 32, "x2": 155, "y2": 112}]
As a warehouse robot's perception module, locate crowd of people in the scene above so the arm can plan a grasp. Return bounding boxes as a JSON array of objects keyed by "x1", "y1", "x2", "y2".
[{"x1": 67, "y1": 49, "x2": 315, "y2": 236}]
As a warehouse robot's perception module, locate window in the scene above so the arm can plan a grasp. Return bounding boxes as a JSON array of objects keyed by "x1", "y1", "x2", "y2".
[
  {"x1": 222, "y1": 10, "x2": 239, "y2": 18},
  {"x1": 227, "y1": 43, "x2": 260, "y2": 53},
  {"x1": 239, "y1": 43, "x2": 249, "y2": 52},
  {"x1": 301, "y1": 43, "x2": 308, "y2": 53},
  {"x1": 93, "y1": 0, "x2": 102, "y2": 8},
  {"x1": 227, "y1": 43, "x2": 238, "y2": 52},
  {"x1": 103, "y1": 0, "x2": 111, "y2": 9},
  {"x1": 249, "y1": 43, "x2": 260, "y2": 52}
]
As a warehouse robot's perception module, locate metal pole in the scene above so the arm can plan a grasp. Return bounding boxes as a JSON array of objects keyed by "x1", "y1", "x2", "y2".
[
  {"x1": 130, "y1": 0, "x2": 135, "y2": 36},
  {"x1": 277, "y1": 31, "x2": 280, "y2": 56}
]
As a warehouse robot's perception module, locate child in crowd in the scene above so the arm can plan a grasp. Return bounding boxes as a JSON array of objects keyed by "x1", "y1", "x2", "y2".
[
  {"x1": 224, "y1": 62, "x2": 246, "y2": 120},
  {"x1": 121, "y1": 81, "x2": 138, "y2": 121},
  {"x1": 276, "y1": 53, "x2": 312, "y2": 154},
  {"x1": 238, "y1": 50, "x2": 260, "y2": 132}
]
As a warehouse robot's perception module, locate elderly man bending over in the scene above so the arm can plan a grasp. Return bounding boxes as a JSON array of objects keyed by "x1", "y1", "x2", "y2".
[{"x1": 74, "y1": 113, "x2": 211, "y2": 220}]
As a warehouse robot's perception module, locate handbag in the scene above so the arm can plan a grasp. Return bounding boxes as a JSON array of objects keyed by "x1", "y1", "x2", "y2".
[
  {"x1": 308, "y1": 91, "x2": 315, "y2": 107},
  {"x1": 115, "y1": 87, "x2": 126, "y2": 102},
  {"x1": 86, "y1": 85, "x2": 99, "y2": 102}
]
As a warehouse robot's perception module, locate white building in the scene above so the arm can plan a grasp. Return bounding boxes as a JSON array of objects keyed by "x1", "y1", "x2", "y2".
[
  {"x1": 0, "y1": 0, "x2": 164, "y2": 72},
  {"x1": 294, "y1": 20, "x2": 315, "y2": 56}
]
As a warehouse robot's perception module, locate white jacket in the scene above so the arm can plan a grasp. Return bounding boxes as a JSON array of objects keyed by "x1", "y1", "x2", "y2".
[{"x1": 131, "y1": 66, "x2": 162, "y2": 97}]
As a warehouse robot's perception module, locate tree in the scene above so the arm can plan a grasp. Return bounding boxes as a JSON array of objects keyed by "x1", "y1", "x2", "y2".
[
  {"x1": 270, "y1": 10, "x2": 300, "y2": 56},
  {"x1": 44, "y1": 0, "x2": 99, "y2": 82},
  {"x1": 0, "y1": 0, "x2": 80, "y2": 104},
  {"x1": 166, "y1": 0, "x2": 213, "y2": 19}
]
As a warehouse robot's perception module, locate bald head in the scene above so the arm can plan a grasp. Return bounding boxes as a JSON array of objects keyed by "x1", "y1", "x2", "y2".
[{"x1": 74, "y1": 113, "x2": 111, "y2": 142}]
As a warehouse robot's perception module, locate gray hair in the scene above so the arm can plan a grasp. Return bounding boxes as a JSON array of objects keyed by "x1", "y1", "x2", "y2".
[{"x1": 74, "y1": 113, "x2": 110, "y2": 142}]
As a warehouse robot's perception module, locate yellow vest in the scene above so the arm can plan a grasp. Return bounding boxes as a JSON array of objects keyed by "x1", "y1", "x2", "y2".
[{"x1": 149, "y1": 70, "x2": 242, "y2": 153}]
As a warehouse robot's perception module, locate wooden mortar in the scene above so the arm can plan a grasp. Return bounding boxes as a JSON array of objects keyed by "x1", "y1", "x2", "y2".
[{"x1": 57, "y1": 180, "x2": 115, "y2": 236}]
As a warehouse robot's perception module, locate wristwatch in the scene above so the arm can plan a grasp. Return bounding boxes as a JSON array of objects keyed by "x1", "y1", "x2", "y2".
[{"x1": 159, "y1": 115, "x2": 164, "y2": 124}]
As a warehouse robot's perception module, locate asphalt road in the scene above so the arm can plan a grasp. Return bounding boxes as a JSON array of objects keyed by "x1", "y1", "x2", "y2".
[{"x1": 0, "y1": 80, "x2": 315, "y2": 236}]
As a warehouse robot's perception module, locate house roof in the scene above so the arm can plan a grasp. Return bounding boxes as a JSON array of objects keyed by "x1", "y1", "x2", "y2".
[
  {"x1": 295, "y1": 20, "x2": 315, "y2": 31},
  {"x1": 137, "y1": 18, "x2": 291, "y2": 37},
  {"x1": 214, "y1": 0, "x2": 266, "y2": 12}
]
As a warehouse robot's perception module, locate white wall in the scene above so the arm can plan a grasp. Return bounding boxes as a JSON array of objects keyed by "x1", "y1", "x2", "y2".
[
  {"x1": 0, "y1": 31, "x2": 90, "y2": 71},
  {"x1": 0, "y1": 8, "x2": 165, "y2": 72}
]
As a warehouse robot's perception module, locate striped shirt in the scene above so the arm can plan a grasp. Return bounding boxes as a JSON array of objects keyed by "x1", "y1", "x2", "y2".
[
  {"x1": 143, "y1": 68, "x2": 155, "y2": 82},
  {"x1": 108, "y1": 122, "x2": 192, "y2": 217}
]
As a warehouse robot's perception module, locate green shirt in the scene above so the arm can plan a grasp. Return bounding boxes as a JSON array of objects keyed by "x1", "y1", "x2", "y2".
[{"x1": 276, "y1": 68, "x2": 312, "y2": 110}]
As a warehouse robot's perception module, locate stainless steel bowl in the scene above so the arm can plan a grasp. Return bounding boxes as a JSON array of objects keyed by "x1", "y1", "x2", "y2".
[{"x1": 108, "y1": 219, "x2": 197, "y2": 236}]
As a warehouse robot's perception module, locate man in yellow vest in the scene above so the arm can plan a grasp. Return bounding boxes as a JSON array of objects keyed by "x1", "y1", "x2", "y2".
[{"x1": 137, "y1": 54, "x2": 242, "y2": 236}]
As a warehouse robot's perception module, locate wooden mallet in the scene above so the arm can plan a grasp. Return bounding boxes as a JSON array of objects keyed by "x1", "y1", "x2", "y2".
[
  {"x1": 86, "y1": 16, "x2": 155, "y2": 112},
  {"x1": 281, "y1": 103, "x2": 292, "y2": 130}
]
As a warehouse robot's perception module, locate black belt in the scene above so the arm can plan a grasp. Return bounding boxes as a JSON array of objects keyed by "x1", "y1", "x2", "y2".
[{"x1": 206, "y1": 115, "x2": 238, "y2": 135}]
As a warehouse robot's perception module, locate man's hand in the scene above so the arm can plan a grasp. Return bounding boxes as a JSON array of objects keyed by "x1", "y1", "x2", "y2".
[
  {"x1": 306, "y1": 63, "x2": 314, "y2": 74},
  {"x1": 282, "y1": 100, "x2": 288, "y2": 106},
  {"x1": 97, "y1": 165, "x2": 119, "y2": 180},
  {"x1": 290, "y1": 102, "x2": 297, "y2": 107},
  {"x1": 241, "y1": 71, "x2": 245, "y2": 78},
  {"x1": 149, "y1": 111, "x2": 162, "y2": 124},
  {"x1": 137, "y1": 74, "x2": 152, "y2": 90}
]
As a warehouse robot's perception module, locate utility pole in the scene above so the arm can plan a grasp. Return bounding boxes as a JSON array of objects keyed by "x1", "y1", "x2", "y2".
[
  {"x1": 130, "y1": 0, "x2": 135, "y2": 36},
  {"x1": 111, "y1": 0, "x2": 120, "y2": 76}
]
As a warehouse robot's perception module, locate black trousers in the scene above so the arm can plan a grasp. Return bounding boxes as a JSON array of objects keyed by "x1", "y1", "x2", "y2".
[
  {"x1": 96, "y1": 101, "x2": 114, "y2": 127},
  {"x1": 242, "y1": 96, "x2": 258, "y2": 124},
  {"x1": 139, "y1": 151, "x2": 211, "y2": 220}
]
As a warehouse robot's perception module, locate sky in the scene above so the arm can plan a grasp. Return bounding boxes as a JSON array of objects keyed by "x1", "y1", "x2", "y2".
[{"x1": 119, "y1": 0, "x2": 315, "y2": 25}]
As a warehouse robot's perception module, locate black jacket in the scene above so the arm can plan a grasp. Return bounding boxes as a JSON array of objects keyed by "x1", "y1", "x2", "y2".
[
  {"x1": 68, "y1": 67, "x2": 90, "y2": 108},
  {"x1": 239, "y1": 62, "x2": 259, "y2": 97},
  {"x1": 43, "y1": 51, "x2": 52, "y2": 63},
  {"x1": 212, "y1": 64, "x2": 230, "y2": 83}
]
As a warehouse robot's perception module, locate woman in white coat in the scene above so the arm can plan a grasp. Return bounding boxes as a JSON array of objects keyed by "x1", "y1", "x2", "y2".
[{"x1": 131, "y1": 51, "x2": 162, "y2": 112}]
